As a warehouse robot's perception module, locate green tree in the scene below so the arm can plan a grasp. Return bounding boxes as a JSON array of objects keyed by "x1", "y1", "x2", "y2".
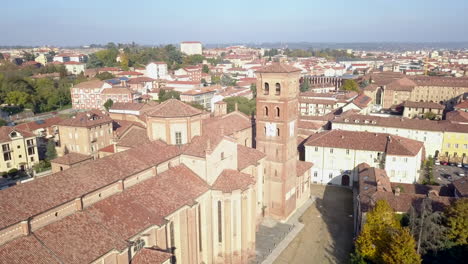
[
  {"x1": 341, "y1": 80, "x2": 359, "y2": 92},
  {"x1": 381, "y1": 227, "x2": 422, "y2": 264},
  {"x1": 300, "y1": 80, "x2": 310, "y2": 92},
  {"x1": 0, "y1": 119, "x2": 6, "y2": 127},
  {"x1": 45, "y1": 140, "x2": 57, "y2": 161},
  {"x1": 211, "y1": 75, "x2": 221, "y2": 84},
  {"x1": 202, "y1": 64, "x2": 209, "y2": 74},
  {"x1": 446, "y1": 199, "x2": 468, "y2": 245},
  {"x1": 5, "y1": 91, "x2": 30, "y2": 107},
  {"x1": 103, "y1": 98, "x2": 113, "y2": 111},
  {"x1": 95, "y1": 72, "x2": 115, "y2": 81},
  {"x1": 159, "y1": 90, "x2": 180, "y2": 102},
  {"x1": 422, "y1": 157, "x2": 436, "y2": 185},
  {"x1": 360, "y1": 80, "x2": 369, "y2": 89},
  {"x1": 220, "y1": 75, "x2": 236, "y2": 86},
  {"x1": 423, "y1": 111, "x2": 437, "y2": 120},
  {"x1": 223, "y1": 97, "x2": 256, "y2": 116}
]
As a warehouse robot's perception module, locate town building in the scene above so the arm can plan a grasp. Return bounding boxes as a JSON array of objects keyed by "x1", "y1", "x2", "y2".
[
  {"x1": 180, "y1": 88, "x2": 216, "y2": 110},
  {"x1": 50, "y1": 152, "x2": 93, "y2": 173},
  {"x1": 57, "y1": 110, "x2": 114, "y2": 158},
  {"x1": 304, "y1": 130, "x2": 424, "y2": 185},
  {"x1": 145, "y1": 62, "x2": 168, "y2": 80},
  {"x1": 64, "y1": 61, "x2": 86, "y2": 75},
  {"x1": 299, "y1": 91, "x2": 358, "y2": 116},
  {"x1": 0, "y1": 126, "x2": 39, "y2": 173},
  {"x1": 402, "y1": 100, "x2": 444, "y2": 119},
  {"x1": 180, "y1": 41, "x2": 203, "y2": 55},
  {"x1": 71, "y1": 80, "x2": 137, "y2": 110},
  {"x1": 53, "y1": 53, "x2": 87, "y2": 63}
]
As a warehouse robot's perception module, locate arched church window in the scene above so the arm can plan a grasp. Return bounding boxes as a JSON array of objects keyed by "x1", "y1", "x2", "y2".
[
  {"x1": 275, "y1": 83, "x2": 281, "y2": 95},
  {"x1": 264, "y1": 82, "x2": 270, "y2": 95},
  {"x1": 275, "y1": 107, "x2": 280, "y2": 117},
  {"x1": 264, "y1": 106, "x2": 269, "y2": 116}
]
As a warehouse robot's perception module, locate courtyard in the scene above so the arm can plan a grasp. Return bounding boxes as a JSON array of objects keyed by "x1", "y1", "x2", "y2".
[{"x1": 273, "y1": 185, "x2": 354, "y2": 264}]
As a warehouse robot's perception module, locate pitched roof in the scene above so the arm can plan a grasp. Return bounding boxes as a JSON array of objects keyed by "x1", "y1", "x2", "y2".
[
  {"x1": 304, "y1": 130, "x2": 424, "y2": 156},
  {"x1": 86, "y1": 165, "x2": 209, "y2": 239},
  {"x1": 455, "y1": 100, "x2": 468, "y2": 109},
  {"x1": 0, "y1": 141, "x2": 181, "y2": 229},
  {"x1": 237, "y1": 145, "x2": 266, "y2": 170},
  {"x1": 256, "y1": 63, "x2": 301, "y2": 73},
  {"x1": 0, "y1": 235, "x2": 61, "y2": 264},
  {"x1": 101, "y1": 87, "x2": 134, "y2": 95},
  {"x1": 99, "y1": 144, "x2": 115, "y2": 153},
  {"x1": 15, "y1": 116, "x2": 64, "y2": 132},
  {"x1": 73, "y1": 80, "x2": 106, "y2": 89},
  {"x1": 446, "y1": 110, "x2": 468, "y2": 123},
  {"x1": 58, "y1": 110, "x2": 112, "y2": 128},
  {"x1": 0, "y1": 126, "x2": 36, "y2": 143},
  {"x1": 132, "y1": 248, "x2": 172, "y2": 264},
  {"x1": 33, "y1": 212, "x2": 128, "y2": 264},
  {"x1": 202, "y1": 112, "x2": 252, "y2": 137},
  {"x1": 386, "y1": 77, "x2": 417, "y2": 91},
  {"x1": 145, "y1": 99, "x2": 202, "y2": 118},
  {"x1": 212, "y1": 169, "x2": 255, "y2": 193},
  {"x1": 116, "y1": 126, "x2": 151, "y2": 148},
  {"x1": 113, "y1": 120, "x2": 145, "y2": 138},
  {"x1": 403, "y1": 100, "x2": 445, "y2": 109},
  {"x1": 352, "y1": 94, "x2": 372, "y2": 108},
  {"x1": 297, "y1": 161, "x2": 313, "y2": 177},
  {"x1": 51, "y1": 153, "x2": 92, "y2": 165}
]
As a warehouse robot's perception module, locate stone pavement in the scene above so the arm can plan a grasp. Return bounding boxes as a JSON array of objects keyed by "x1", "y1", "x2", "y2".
[{"x1": 254, "y1": 198, "x2": 316, "y2": 264}]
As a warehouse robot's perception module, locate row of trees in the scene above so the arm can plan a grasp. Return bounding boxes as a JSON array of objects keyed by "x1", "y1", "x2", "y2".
[
  {"x1": 87, "y1": 43, "x2": 208, "y2": 71},
  {"x1": 352, "y1": 198, "x2": 468, "y2": 263}
]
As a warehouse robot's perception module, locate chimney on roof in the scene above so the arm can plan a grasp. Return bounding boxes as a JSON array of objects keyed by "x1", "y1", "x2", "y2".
[
  {"x1": 394, "y1": 187, "x2": 401, "y2": 196},
  {"x1": 428, "y1": 189, "x2": 439, "y2": 197},
  {"x1": 387, "y1": 135, "x2": 392, "y2": 142},
  {"x1": 376, "y1": 180, "x2": 383, "y2": 191}
]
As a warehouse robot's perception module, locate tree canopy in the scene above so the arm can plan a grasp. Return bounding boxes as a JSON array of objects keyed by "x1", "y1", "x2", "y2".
[{"x1": 341, "y1": 79, "x2": 360, "y2": 92}]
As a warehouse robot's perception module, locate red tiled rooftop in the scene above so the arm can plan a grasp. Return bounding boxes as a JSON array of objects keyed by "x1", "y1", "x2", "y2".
[
  {"x1": 256, "y1": 62, "x2": 301, "y2": 73},
  {"x1": 0, "y1": 235, "x2": 61, "y2": 264},
  {"x1": 212, "y1": 169, "x2": 255, "y2": 193},
  {"x1": 59, "y1": 110, "x2": 112, "y2": 128},
  {"x1": 51, "y1": 153, "x2": 92, "y2": 165},
  {"x1": 132, "y1": 248, "x2": 172, "y2": 264},
  {"x1": 145, "y1": 99, "x2": 202, "y2": 118},
  {"x1": 237, "y1": 145, "x2": 266, "y2": 170},
  {"x1": 0, "y1": 126, "x2": 36, "y2": 143},
  {"x1": 297, "y1": 161, "x2": 313, "y2": 177}
]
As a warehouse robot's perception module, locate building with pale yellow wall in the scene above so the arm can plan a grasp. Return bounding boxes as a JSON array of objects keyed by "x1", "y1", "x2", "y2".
[{"x1": 0, "y1": 127, "x2": 39, "y2": 173}]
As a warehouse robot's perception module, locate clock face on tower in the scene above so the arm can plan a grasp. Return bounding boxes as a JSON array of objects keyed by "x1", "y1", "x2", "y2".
[{"x1": 266, "y1": 122, "x2": 277, "y2": 137}]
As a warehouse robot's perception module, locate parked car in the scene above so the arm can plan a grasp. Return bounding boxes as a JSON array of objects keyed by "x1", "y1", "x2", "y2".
[
  {"x1": 457, "y1": 163, "x2": 463, "y2": 168},
  {"x1": 435, "y1": 161, "x2": 441, "y2": 166},
  {"x1": 464, "y1": 163, "x2": 468, "y2": 168},
  {"x1": 442, "y1": 161, "x2": 449, "y2": 165},
  {"x1": 459, "y1": 172, "x2": 465, "y2": 177}
]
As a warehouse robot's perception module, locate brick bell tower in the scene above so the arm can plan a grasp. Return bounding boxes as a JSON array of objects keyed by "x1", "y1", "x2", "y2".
[{"x1": 255, "y1": 63, "x2": 301, "y2": 221}]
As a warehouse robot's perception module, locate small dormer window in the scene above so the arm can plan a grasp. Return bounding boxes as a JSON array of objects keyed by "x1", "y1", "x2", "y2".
[
  {"x1": 355, "y1": 120, "x2": 360, "y2": 123},
  {"x1": 10, "y1": 132, "x2": 17, "y2": 138},
  {"x1": 344, "y1": 119, "x2": 349, "y2": 123},
  {"x1": 372, "y1": 120, "x2": 377, "y2": 124},
  {"x1": 364, "y1": 120, "x2": 369, "y2": 124}
]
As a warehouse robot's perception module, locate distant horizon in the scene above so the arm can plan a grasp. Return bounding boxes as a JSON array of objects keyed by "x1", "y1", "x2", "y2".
[{"x1": 2, "y1": 0, "x2": 468, "y2": 46}]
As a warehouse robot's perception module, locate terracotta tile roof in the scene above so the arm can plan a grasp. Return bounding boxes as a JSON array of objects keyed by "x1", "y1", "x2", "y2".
[
  {"x1": 0, "y1": 141, "x2": 181, "y2": 229},
  {"x1": 352, "y1": 94, "x2": 372, "y2": 108},
  {"x1": 403, "y1": 100, "x2": 445, "y2": 109},
  {"x1": 446, "y1": 110, "x2": 468, "y2": 123},
  {"x1": 0, "y1": 126, "x2": 36, "y2": 143},
  {"x1": 453, "y1": 178, "x2": 468, "y2": 197},
  {"x1": 145, "y1": 99, "x2": 202, "y2": 118},
  {"x1": 132, "y1": 248, "x2": 172, "y2": 264},
  {"x1": 182, "y1": 133, "x2": 226, "y2": 158},
  {"x1": 212, "y1": 169, "x2": 255, "y2": 193},
  {"x1": 113, "y1": 120, "x2": 145, "y2": 138},
  {"x1": 304, "y1": 130, "x2": 424, "y2": 156},
  {"x1": 99, "y1": 144, "x2": 115, "y2": 153},
  {"x1": 332, "y1": 114, "x2": 447, "y2": 132},
  {"x1": 116, "y1": 127, "x2": 151, "y2": 148},
  {"x1": 110, "y1": 102, "x2": 156, "y2": 112},
  {"x1": 256, "y1": 63, "x2": 301, "y2": 73},
  {"x1": 386, "y1": 77, "x2": 417, "y2": 91},
  {"x1": 0, "y1": 235, "x2": 61, "y2": 264},
  {"x1": 357, "y1": 163, "x2": 454, "y2": 213},
  {"x1": 59, "y1": 110, "x2": 112, "y2": 128},
  {"x1": 298, "y1": 120, "x2": 324, "y2": 130},
  {"x1": 99, "y1": 67, "x2": 122, "y2": 72},
  {"x1": 202, "y1": 112, "x2": 252, "y2": 137},
  {"x1": 409, "y1": 75, "x2": 468, "y2": 88},
  {"x1": 51, "y1": 152, "x2": 92, "y2": 165},
  {"x1": 15, "y1": 116, "x2": 64, "y2": 132},
  {"x1": 73, "y1": 80, "x2": 106, "y2": 89},
  {"x1": 237, "y1": 145, "x2": 265, "y2": 170},
  {"x1": 34, "y1": 212, "x2": 128, "y2": 264},
  {"x1": 87, "y1": 165, "x2": 209, "y2": 239},
  {"x1": 455, "y1": 100, "x2": 468, "y2": 109},
  {"x1": 297, "y1": 161, "x2": 313, "y2": 177}
]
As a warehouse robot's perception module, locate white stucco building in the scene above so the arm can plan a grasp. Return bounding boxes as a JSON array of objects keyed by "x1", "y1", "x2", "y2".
[
  {"x1": 145, "y1": 62, "x2": 168, "y2": 80},
  {"x1": 180, "y1": 41, "x2": 202, "y2": 55},
  {"x1": 304, "y1": 130, "x2": 424, "y2": 186}
]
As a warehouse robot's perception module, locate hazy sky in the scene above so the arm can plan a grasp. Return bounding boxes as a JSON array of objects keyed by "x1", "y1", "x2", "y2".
[{"x1": 2, "y1": 0, "x2": 468, "y2": 46}]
